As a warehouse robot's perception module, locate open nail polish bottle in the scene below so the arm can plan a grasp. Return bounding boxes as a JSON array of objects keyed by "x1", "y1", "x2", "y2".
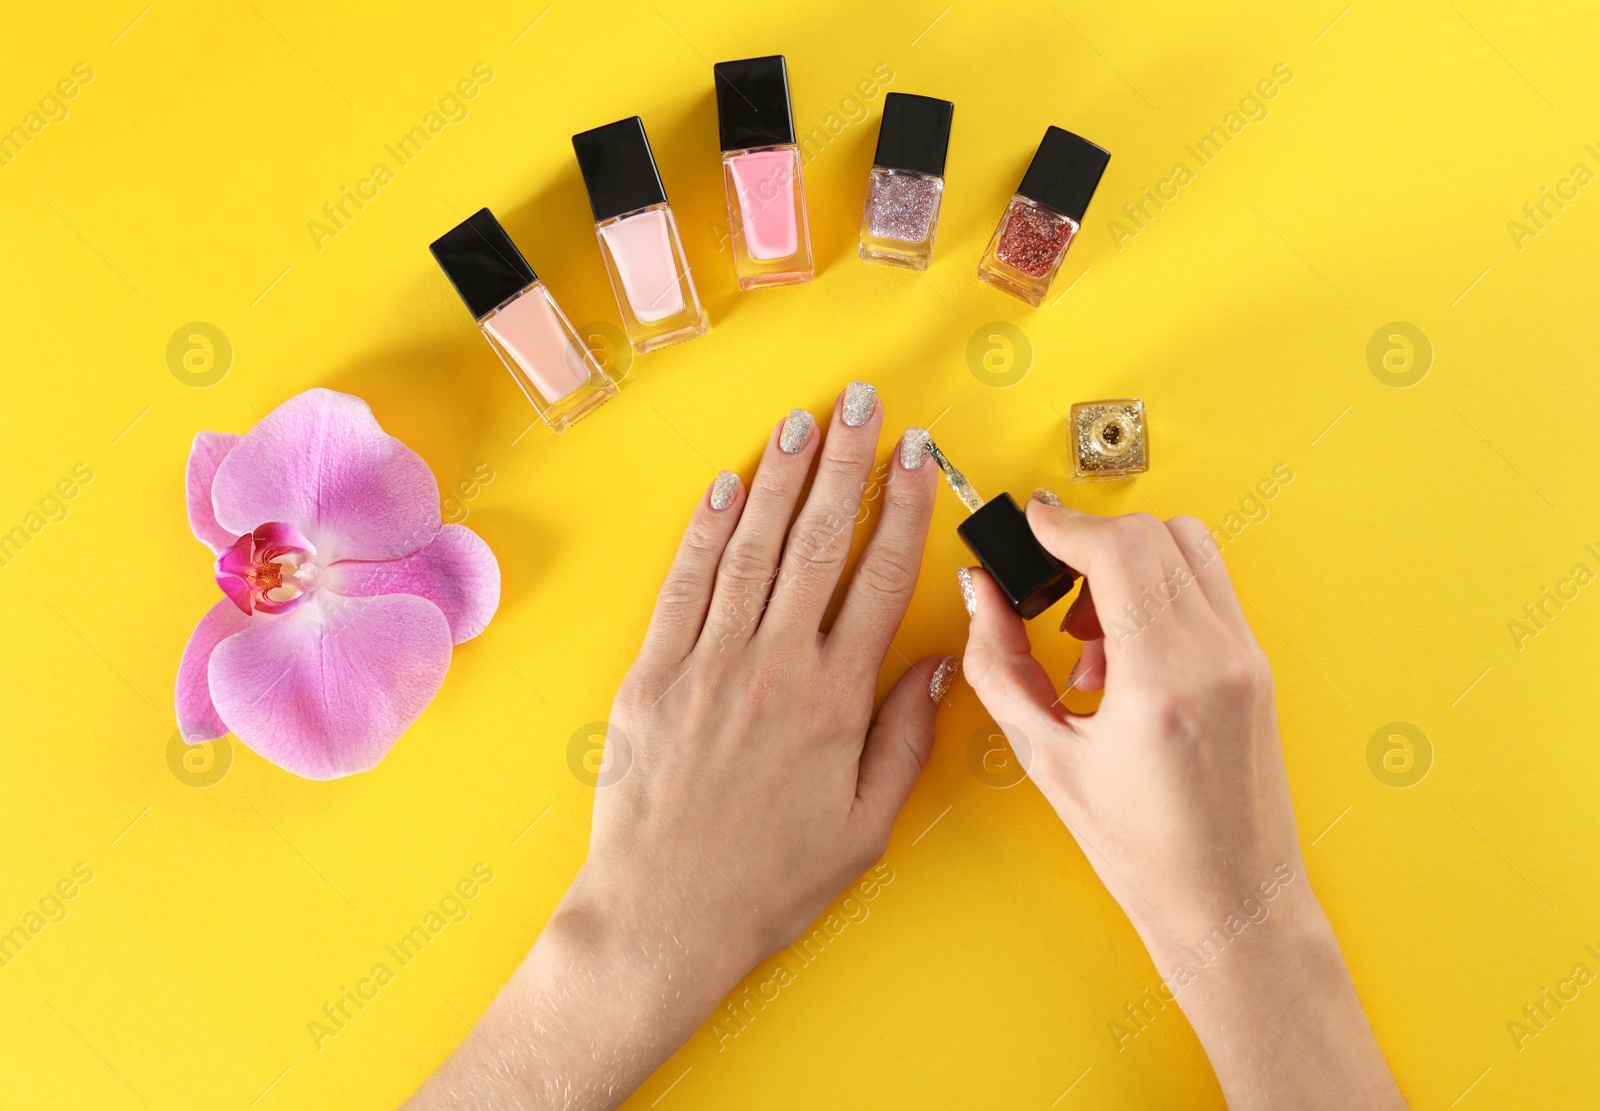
[
  {"x1": 430, "y1": 208, "x2": 616, "y2": 433},
  {"x1": 572, "y1": 117, "x2": 707, "y2": 353},
  {"x1": 858, "y1": 93, "x2": 954, "y2": 270},
  {"x1": 715, "y1": 55, "x2": 813, "y2": 290},
  {"x1": 1070, "y1": 399, "x2": 1148, "y2": 480},
  {"x1": 978, "y1": 126, "x2": 1110, "y2": 306},
  {"x1": 926, "y1": 439, "x2": 1076, "y2": 618}
]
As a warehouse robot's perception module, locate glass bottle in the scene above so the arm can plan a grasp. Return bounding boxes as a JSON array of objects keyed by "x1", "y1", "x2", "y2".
[
  {"x1": 573, "y1": 116, "x2": 707, "y2": 352},
  {"x1": 430, "y1": 208, "x2": 616, "y2": 433},
  {"x1": 859, "y1": 93, "x2": 954, "y2": 270},
  {"x1": 978, "y1": 126, "x2": 1110, "y2": 306},
  {"x1": 715, "y1": 55, "x2": 813, "y2": 290}
]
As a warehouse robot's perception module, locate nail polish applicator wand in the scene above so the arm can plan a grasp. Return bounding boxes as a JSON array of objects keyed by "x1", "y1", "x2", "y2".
[{"x1": 925, "y1": 439, "x2": 1077, "y2": 619}]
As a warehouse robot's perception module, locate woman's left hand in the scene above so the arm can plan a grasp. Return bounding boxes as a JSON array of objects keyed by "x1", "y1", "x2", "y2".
[{"x1": 408, "y1": 382, "x2": 953, "y2": 1110}]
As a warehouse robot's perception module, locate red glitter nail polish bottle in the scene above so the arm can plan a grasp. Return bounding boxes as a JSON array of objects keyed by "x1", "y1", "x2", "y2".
[{"x1": 978, "y1": 127, "x2": 1110, "y2": 306}]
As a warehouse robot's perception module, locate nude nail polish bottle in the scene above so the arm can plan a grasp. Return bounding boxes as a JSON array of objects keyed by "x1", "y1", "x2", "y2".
[
  {"x1": 978, "y1": 126, "x2": 1110, "y2": 306},
  {"x1": 430, "y1": 208, "x2": 616, "y2": 433},
  {"x1": 859, "y1": 93, "x2": 953, "y2": 270},
  {"x1": 715, "y1": 55, "x2": 813, "y2": 290},
  {"x1": 572, "y1": 117, "x2": 707, "y2": 353}
]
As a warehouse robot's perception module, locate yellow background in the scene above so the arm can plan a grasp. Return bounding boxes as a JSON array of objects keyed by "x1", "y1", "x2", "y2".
[{"x1": 2, "y1": 0, "x2": 1597, "y2": 1107}]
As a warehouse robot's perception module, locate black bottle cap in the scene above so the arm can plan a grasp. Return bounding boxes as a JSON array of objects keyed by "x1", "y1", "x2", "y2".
[
  {"x1": 872, "y1": 93, "x2": 954, "y2": 177},
  {"x1": 957, "y1": 493, "x2": 1077, "y2": 619},
  {"x1": 572, "y1": 117, "x2": 670, "y2": 224},
  {"x1": 1015, "y1": 126, "x2": 1111, "y2": 221},
  {"x1": 715, "y1": 55, "x2": 796, "y2": 151},
  {"x1": 429, "y1": 208, "x2": 536, "y2": 321}
]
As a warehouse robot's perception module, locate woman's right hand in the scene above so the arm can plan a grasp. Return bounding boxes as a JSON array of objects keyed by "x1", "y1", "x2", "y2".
[{"x1": 961, "y1": 500, "x2": 1406, "y2": 1111}]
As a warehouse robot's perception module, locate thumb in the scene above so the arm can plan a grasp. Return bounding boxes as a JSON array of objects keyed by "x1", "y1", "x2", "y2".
[{"x1": 854, "y1": 653, "x2": 954, "y2": 833}]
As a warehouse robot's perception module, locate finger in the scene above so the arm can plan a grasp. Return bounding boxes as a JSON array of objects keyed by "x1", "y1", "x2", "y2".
[
  {"x1": 853, "y1": 653, "x2": 952, "y2": 844},
  {"x1": 1067, "y1": 638, "x2": 1107, "y2": 695},
  {"x1": 763, "y1": 381, "x2": 882, "y2": 637},
  {"x1": 1022, "y1": 504, "x2": 1206, "y2": 656},
  {"x1": 1060, "y1": 580, "x2": 1102, "y2": 640},
  {"x1": 962, "y1": 567, "x2": 1069, "y2": 739},
  {"x1": 827, "y1": 427, "x2": 937, "y2": 669},
  {"x1": 640, "y1": 470, "x2": 745, "y2": 668},
  {"x1": 698, "y1": 409, "x2": 819, "y2": 653},
  {"x1": 1163, "y1": 515, "x2": 1260, "y2": 648}
]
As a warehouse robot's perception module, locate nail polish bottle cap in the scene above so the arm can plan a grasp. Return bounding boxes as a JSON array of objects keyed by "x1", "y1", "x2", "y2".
[
  {"x1": 429, "y1": 208, "x2": 537, "y2": 321},
  {"x1": 872, "y1": 93, "x2": 954, "y2": 177},
  {"x1": 714, "y1": 55, "x2": 796, "y2": 151},
  {"x1": 1016, "y1": 126, "x2": 1111, "y2": 221},
  {"x1": 956, "y1": 493, "x2": 1076, "y2": 619},
  {"x1": 572, "y1": 117, "x2": 670, "y2": 223}
]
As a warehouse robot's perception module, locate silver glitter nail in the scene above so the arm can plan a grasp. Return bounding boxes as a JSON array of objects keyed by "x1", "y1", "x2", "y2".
[
  {"x1": 1032, "y1": 487, "x2": 1064, "y2": 507},
  {"x1": 957, "y1": 566, "x2": 976, "y2": 617},
  {"x1": 928, "y1": 654, "x2": 961, "y2": 703},
  {"x1": 780, "y1": 408, "x2": 814, "y2": 453},
  {"x1": 900, "y1": 427, "x2": 929, "y2": 469},
  {"x1": 842, "y1": 381, "x2": 877, "y2": 427},
  {"x1": 710, "y1": 470, "x2": 739, "y2": 510}
]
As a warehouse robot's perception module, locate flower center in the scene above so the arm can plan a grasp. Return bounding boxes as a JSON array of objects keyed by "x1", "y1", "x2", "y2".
[{"x1": 215, "y1": 524, "x2": 317, "y2": 616}]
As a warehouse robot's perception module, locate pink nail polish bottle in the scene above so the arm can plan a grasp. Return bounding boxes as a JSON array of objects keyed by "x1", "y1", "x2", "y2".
[
  {"x1": 714, "y1": 55, "x2": 813, "y2": 290},
  {"x1": 978, "y1": 127, "x2": 1110, "y2": 307},
  {"x1": 572, "y1": 117, "x2": 708, "y2": 353},
  {"x1": 430, "y1": 208, "x2": 616, "y2": 433}
]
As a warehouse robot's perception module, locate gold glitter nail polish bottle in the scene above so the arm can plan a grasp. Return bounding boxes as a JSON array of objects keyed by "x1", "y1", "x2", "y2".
[
  {"x1": 1069, "y1": 399, "x2": 1148, "y2": 480},
  {"x1": 859, "y1": 93, "x2": 953, "y2": 271},
  {"x1": 978, "y1": 127, "x2": 1110, "y2": 306}
]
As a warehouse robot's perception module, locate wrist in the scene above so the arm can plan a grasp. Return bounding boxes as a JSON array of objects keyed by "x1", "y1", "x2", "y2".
[
  {"x1": 542, "y1": 854, "x2": 761, "y2": 1012},
  {"x1": 1137, "y1": 876, "x2": 1337, "y2": 1000}
]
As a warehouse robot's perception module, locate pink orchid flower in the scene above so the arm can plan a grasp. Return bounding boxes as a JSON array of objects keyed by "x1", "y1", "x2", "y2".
[{"x1": 175, "y1": 389, "x2": 500, "y2": 780}]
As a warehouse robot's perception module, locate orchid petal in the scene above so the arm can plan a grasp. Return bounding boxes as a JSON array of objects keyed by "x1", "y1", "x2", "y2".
[
  {"x1": 322, "y1": 525, "x2": 500, "y2": 644},
  {"x1": 211, "y1": 389, "x2": 439, "y2": 563},
  {"x1": 175, "y1": 598, "x2": 262, "y2": 742},
  {"x1": 208, "y1": 592, "x2": 452, "y2": 779},
  {"x1": 254, "y1": 521, "x2": 314, "y2": 555},
  {"x1": 186, "y1": 432, "x2": 241, "y2": 553}
]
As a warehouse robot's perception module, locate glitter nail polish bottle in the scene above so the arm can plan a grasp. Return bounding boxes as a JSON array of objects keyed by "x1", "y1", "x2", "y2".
[
  {"x1": 715, "y1": 55, "x2": 813, "y2": 290},
  {"x1": 926, "y1": 439, "x2": 1077, "y2": 619},
  {"x1": 430, "y1": 208, "x2": 616, "y2": 434},
  {"x1": 858, "y1": 93, "x2": 953, "y2": 270},
  {"x1": 572, "y1": 116, "x2": 707, "y2": 353},
  {"x1": 1070, "y1": 399, "x2": 1148, "y2": 480},
  {"x1": 978, "y1": 127, "x2": 1110, "y2": 306}
]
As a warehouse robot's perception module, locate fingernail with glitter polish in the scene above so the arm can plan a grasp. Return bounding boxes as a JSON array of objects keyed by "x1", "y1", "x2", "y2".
[
  {"x1": 780, "y1": 408, "x2": 815, "y2": 453},
  {"x1": 1064, "y1": 657, "x2": 1080, "y2": 690},
  {"x1": 1032, "y1": 487, "x2": 1064, "y2": 507},
  {"x1": 957, "y1": 566, "x2": 976, "y2": 617},
  {"x1": 710, "y1": 470, "x2": 739, "y2": 510},
  {"x1": 978, "y1": 127, "x2": 1110, "y2": 307},
  {"x1": 928, "y1": 654, "x2": 961, "y2": 704},
  {"x1": 900, "y1": 427, "x2": 929, "y2": 469},
  {"x1": 859, "y1": 93, "x2": 953, "y2": 271},
  {"x1": 842, "y1": 381, "x2": 877, "y2": 427}
]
